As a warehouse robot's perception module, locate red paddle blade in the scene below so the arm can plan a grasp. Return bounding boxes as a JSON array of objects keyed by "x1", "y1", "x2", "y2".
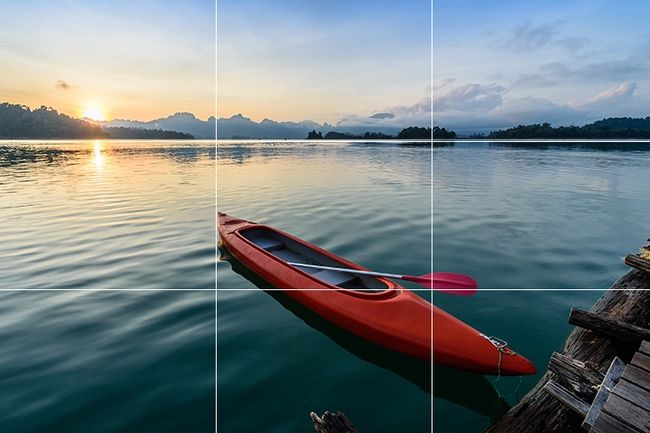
[
  {"x1": 402, "y1": 273, "x2": 478, "y2": 295},
  {"x1": 432, "y1": 273, "x2": 478, "y2": 294}
]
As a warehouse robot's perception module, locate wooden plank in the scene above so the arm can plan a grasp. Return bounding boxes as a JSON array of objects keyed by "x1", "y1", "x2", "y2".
[
  {"x1": 640, "y1": 340, "x2": 650, "y2": 357},
  {"x1": 542, "y1": 380, "x2": 589, "y2": 417},
  {"x1": 631, "y1": 351, "x2": 650, "y2": 373},
  {"x1": 549, "y1": 352, "x2": 604, "y2": 400},
  {"x1": 310, "y1": 411, "x2": 360, "y2": 433},
  {"x1": 621, "y1": 364, "x2": 650, "y2": 392},
  {"x1": 569, "y1": 308, "x2": 650, "y2": 344},
  {"x1": 602, "y1": 393, "x2": 650, "y2": 432},
  {"x1": 625, "y1": 254, "x2": 650, "y2": 274},
  {"x1": 612, "y1": 378, "x2": 650, "y2": 410},
  {"x1": 590, "y1": 411, "x2": 643, "y2": 433},
  {"x1": 582, "y1": 357, "x2": 625, "y2": 430}
]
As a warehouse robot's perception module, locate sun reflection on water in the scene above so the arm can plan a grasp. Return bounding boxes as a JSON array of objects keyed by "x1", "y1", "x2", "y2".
[{"x1": 93, "y1": 141, "x2": 104, "y2": 169}]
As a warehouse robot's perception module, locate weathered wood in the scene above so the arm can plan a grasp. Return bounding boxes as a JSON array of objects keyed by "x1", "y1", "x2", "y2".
[
  {"x1": 640, "y1": 341, "x2": 650, "y2": 357},
  {"x1": 549, "y1": 352, "x2": 604, "y2": 400},
  {"x1": 601, "y1": 393, "x2": 650, "y2": 432},
  {"x1": 631, "y1": 351, "x2": 650, "y2": 373},
  {"x1": 612, "y1": 379, "x2": 650, "y2": 410},
  {"x1": 582, "y1": 357, "x2": 625, "y2": 430},
  {"x1": 485, "y1": 274, "x2": 650, "y2": 433},
  {"x1": 569, "y1": 308, "x2": 650, "y2": 345},
  {"x1": 625, "y1": 254, "x2": 650, "y2": 275},
  {"x1": 590, "y1": 411, "x2": 643, "y2": 433},
  {"x1": 542, "y1": 380, "x2": 589, "y2": 416},
  {"x1": 310, "y1": 411, "x2": 360, "y2": 433},
  {"x1": 621, "y1": 364, "x2": 650, "y2": 392}
]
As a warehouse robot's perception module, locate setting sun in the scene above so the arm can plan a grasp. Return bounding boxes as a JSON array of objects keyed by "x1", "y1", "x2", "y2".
[{"x1": 82, "y1": 105, "x2": 106, "y2": 121}]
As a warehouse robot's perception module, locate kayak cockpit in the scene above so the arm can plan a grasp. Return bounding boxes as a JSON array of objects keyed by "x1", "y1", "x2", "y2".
[{"x1": 239, "y1": 227, "x2": 388, "y2": 290}]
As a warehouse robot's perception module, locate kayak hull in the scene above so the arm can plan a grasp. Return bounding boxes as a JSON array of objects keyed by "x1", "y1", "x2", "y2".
[{"x1": 218, "y1": 212, "x2": 536, "y2": 375}]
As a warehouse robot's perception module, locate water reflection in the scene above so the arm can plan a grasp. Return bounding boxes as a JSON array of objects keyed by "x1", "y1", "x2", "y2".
[
  {"x1": 0, "y1": 144, "x2": 72, "y2": 167},
  {"x1": 0, "y1": 140, "x2": 215, "y2": 289},
  {"x1": 93, "y1": 140, "x2": 104, "y2": 169}
]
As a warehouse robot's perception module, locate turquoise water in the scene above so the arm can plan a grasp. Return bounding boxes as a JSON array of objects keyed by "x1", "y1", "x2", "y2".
[
  {"x1": 0, "y1": 140, "x2": 215, "y2": 289},
  {"x1": 0, "y1": 290, "x2": 215, "y2": 433},
  {"x1": 434, "y1": 141, "x2": 650, "y2": 289},
  {"x1": 217, "y1": 140, "x2": 432, "y2": 289},
  {"x1": 217, "y1": 140, "x2": 432, "y2": 432}
]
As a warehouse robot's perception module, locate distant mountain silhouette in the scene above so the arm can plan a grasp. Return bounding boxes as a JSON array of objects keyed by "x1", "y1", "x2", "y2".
[
  {"x1": 102, "y1": 112, "x2": 215, "y2": 139},
  {"x1": 216, "y1": 113, "x2": 403, "y2": 139},
  {"x1": 0, "y1": 102, "x2": 109, "y2": 139},
  {"x1": 0, "y1": 102, "x2": 201, "y2": 139}
]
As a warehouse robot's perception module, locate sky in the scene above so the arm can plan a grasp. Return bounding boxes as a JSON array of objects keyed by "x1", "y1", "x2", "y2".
[
  {"x1": 217, "y1": 0, "x2": 432, "y2": 127},
  {"x1": 0, "y1": 0, "x2": 215, "y2": 121},
  {"x1": 434, "y1": 0, "x2": 650, "y2": 132}
]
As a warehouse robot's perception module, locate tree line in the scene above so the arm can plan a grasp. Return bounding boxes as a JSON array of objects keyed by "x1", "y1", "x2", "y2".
[
  {"x1": 0, "y1": 103, "x2": 194, "y2": 139},
  {"x1": 307, "y1": 126, "x2": 433, "y2": 140},
  {"x1": 435, "y1": 117, "x2": 650, "y2": 139},
  {"x1": 486, "y1": 118, "x2": 650, "y2": 139}
]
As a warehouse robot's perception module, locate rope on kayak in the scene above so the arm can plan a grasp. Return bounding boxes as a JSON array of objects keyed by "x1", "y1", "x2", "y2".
[{"x1": 480, "y1": 333, "x2": 516, "y2": 394}]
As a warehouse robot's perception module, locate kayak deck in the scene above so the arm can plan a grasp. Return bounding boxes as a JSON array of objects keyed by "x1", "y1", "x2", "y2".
[{"x1": 239, "y1": 226, "x2": 389, "y2": 290}]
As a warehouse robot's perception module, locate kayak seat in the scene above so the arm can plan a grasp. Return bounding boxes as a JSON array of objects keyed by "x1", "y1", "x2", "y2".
[
  {"x1": 311, "y1": 269, "x2": 356, "y2": 286},
  {"x1": 255, "y1": 237, "x2": 285, "y2": 251}
]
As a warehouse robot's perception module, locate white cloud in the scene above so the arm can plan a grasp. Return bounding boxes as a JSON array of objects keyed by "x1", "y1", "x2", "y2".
[
  {"x1": 570, "y1": 82, "x2": 637, "y2": 110},
  {"x1": 433, "y1": 80, "x2": 642, "y2": 131},
  {"x1": 336, "y1": 92, "x2": 432, "y2": 127},
  {"x1": 434, "y1": 82, "x2": 505, "y2": 112}
]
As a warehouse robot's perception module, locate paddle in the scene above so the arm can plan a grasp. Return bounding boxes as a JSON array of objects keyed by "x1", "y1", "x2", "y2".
[{"x1": 287, "y1": 262, "x2": 477, "y2": 295}]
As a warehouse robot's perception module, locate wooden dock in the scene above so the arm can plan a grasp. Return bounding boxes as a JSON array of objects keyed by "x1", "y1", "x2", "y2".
[
  {"x1": 485, "y1": 268, "x2": 650, "y2": 433},
  {"x1": 544, "y1": 339, "x2": 650, "y2": 433},
  {"x1": 589, "y1": 341, "x2": 650, "y2": 432}
]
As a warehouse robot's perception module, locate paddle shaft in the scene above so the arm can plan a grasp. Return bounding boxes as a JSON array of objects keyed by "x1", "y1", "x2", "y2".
[
  {"x1": 288, "y1": 262, "x2": 405, "y2": 279},
  {"x1": 288, "y1": 262, "x2": 476, "y2": 293}
]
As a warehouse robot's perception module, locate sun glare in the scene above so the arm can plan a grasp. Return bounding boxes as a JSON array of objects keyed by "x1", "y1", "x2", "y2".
[{"x1": 82, "y1": 106, "x2": 106, "y2": 121}]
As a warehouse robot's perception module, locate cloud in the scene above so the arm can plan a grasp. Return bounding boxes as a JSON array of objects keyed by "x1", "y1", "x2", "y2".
[
  {"x1": 369, "y1": 112, "x2": 395, "y2": 119},
  {"x1": 495, "y1": 21, "x2": 590, "y2": 54},
  {"x1": 499, "y1": 22, "x2": 559, "y2": 52},
  {"x1": 336, "y1": 93, "x2": 431, "y2": 128},
  {"x1": 433, "y1": 82, "x2": 505, "y2": 112},
  {"x1": 512, "y1": 59, "x2": 647, "y2": 90},
  {"x1": 433, "y1": 80, "x2": 643, "y2": 131},
  {"x1": 570, "y1": 82, "x2": 637, "y2": 111},
  {"x1": 55, "y1": 80, "x2": 71, "y2": 90}
]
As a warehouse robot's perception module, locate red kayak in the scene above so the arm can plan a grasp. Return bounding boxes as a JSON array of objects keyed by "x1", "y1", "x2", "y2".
[{"x1": 218, "y1": 212, "x2": 536, "y2": 376}]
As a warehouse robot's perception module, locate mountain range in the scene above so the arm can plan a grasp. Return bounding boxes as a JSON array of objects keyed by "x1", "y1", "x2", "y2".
[
  {"x1": 101, "y1": 113, "x2": 216, "y2": 139},
  {"x1": 216, "y1": 114, "x2": 405, "y2": 139}
]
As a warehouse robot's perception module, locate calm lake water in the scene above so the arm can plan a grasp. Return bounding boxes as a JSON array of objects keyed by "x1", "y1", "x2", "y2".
[
  {"x1": 217, "y1": 140, "x2": 432, "y2": 432},
  {"x1": 434, "y1": 141, "x2": 650, "y2": 289},
  {"x1": 0, "y1": 140, "x2": 215, "y2": 289},
  {"x1": 0, "y1": 290, "x2": 215, "y2": 433}
]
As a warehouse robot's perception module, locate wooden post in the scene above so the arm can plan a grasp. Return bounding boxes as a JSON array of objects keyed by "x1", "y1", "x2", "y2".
[
  {"x1": 542, "y1": 380, "x2": 588, "y2": 417},
  {"x1": 569, "y1": 308, "x2": 650, "y2": 344},
  {"x1": 548, "y1": 352, "x2": 604, "y2": 400},
  {"x1": 581, "y1": 356, "x2": 625, "y2": 430},
  {"x1": 310, "y1": 411, "x2": 360, "y2": 433},
  {"x1": 625, "y1": 254, "x2": 650, "y2": 274}
]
